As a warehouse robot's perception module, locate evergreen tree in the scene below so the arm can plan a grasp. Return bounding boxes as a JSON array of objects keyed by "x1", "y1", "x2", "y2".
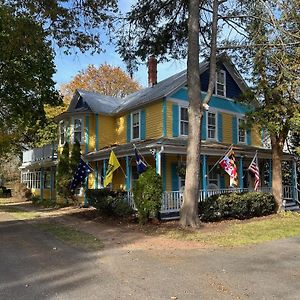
[{"x1": 70, "y1": 141, "x2": 81, "y2": 174}]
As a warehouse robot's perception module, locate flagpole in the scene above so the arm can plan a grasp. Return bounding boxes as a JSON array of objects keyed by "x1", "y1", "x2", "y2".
[
  {"x1": 133, "y1": 144, "x2": 151, "y2": 166},
  {"x1": 207, "y1": 144, "x2": 233, "y2": 176},
  {"x1": 80, "y1": 156, "x2": 94, "y2": 171}
]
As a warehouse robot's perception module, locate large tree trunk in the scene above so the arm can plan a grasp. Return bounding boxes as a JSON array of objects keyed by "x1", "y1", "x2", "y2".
[
  {"x1": 270, "y1": 134, "x2": 284, "y2": 212},
  {"x1": 180, "y1": 0, "x2": 201, "y2": 227}
]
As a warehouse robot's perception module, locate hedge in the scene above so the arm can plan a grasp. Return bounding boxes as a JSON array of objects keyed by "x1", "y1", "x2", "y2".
[
  {"x1": 86, "y1": 189, "x2": 133, "y2": 217},
  {"x1": 198, "y1": 192, "x2": 276, "y2": 222}
]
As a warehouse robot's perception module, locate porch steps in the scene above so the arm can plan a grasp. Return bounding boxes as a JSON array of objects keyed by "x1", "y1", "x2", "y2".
[{"x1": 283, "y1": 199, "x2": 300, "y2": 212}]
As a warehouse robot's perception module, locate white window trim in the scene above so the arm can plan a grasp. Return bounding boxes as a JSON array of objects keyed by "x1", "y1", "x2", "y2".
[
  {"x1": 131, "y1": 110, "x2": 141, "y2": 141},
  {"x1": 59, "y1": 120, "x2": 66, "y2": 146},
  {"x1": 71, "y1": 116, "x2": 84, "y2": 144},
  {"x1": 237, "y1": 118, "x2": 246, "y2": 144},
  {"x1": 206, "y1": 111, "x2": 218, "y2": 141},
  {"x1": 215, "y1": 70, "x2": 226, "y2": 98},
  {"x1": 179, "y1": 105, "x2": 189, "y2": 136}
]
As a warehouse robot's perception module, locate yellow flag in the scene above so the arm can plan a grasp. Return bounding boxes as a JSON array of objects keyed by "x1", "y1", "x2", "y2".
[{"x1": 103, "y1": 150, "x2": 120, "y2": 187}]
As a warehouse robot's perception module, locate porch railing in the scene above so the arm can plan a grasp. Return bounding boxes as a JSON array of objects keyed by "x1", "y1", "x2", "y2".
[
  {"x1": 22, "y1": 144, "x2": 58, "y2": 164},
  {"x1": 125, "y1": 186, "x2": 293, "y2": 217}
]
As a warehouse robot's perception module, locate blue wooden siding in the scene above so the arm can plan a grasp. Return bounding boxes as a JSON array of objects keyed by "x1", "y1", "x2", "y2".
[
  {"x1": 172, "y1": 104, "x2": 179, "y2": 137},
  {"x1": 201, "y1": 111, "x2": 207, "y2": 140},
  {"x1": 246, "y1": 129, "x2": 251, "y2": 145},
  {"x1": 171, "y1": 163, "x2": 179, "y2": 191},
  {"x1": 200, "y1": 63, "x2": 242, "y2": 99},
  {"x1": 217, "y1": 112, "x2": 223, "y2": 142},
  {"x1": 126, "y1": 114, "x2": 131, "y2": 142},
  {"x1": 141, "y1": 109, "x2": 146, "y2": 140},
  {"x1": 232, "y1": 116, "x2": 238, "y2": 144}
]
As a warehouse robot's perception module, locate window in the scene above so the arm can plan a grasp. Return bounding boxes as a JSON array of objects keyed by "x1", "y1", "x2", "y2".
[
  {"x1": 238, "y1": 118, "x2": 246, "y2": 143},
  {"x1": 59, "y1": 121, "x2": 65, "y2": 145},
  {"x1": 216, "y1": 70, "x2": 226, "y2": 97},
  {"x1": 73, "y1": 118, "x2": 83, "y2": 143},
  {"x1": 131, "y1": 166, "x2": 139, "y2": 188},
  {"x1": 208, "y1": 166, "x2": 219, "y2": 187},
  {"x1": 180, "y1": 107, "x2": 189, "y2": 136},
  {"x1": 131, "y1": 111, "x2": 140, "y2": 140},
  {"x1": 207, "y1": 112, "x2": 217, "y2": 139}
]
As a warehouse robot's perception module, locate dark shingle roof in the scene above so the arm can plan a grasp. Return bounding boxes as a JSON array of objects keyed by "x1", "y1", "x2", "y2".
[{"x1": 67, "y1": 89, "x2": 121, "y2": 114}]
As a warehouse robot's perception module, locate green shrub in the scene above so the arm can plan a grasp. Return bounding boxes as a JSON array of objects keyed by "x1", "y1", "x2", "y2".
[
  {"x1": 198, "y1": 192, "x2": 276, "y2": 222},
  {"x1": 132, "y1": 167, "x2": 163, "y2": 224},
  {"x1": 86, "y1": 189, "x2": 133, "y2": 217},
  {"x1": 31, "y1": 196, "x2": 56, "y2": 208}
]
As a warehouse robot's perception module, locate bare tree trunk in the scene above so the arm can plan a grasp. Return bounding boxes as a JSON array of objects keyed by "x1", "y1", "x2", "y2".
[
  {"x1": 180, "y1": 0, "x2": 201, "y2": 227},
  {"x1": 270, "y1": 134, "x2": 283, "y2": 212},
  {"x1": 180, "y1": 0, "x2": 219, "y2": 227}
]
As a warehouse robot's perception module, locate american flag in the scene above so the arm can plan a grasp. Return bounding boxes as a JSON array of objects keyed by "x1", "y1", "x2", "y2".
[
  {"x1": 70, "y1": 158, "x2": 93, "y2": 191},
  {"x1": 248, "y1": 152, "x2": 260, "y2": 191}
]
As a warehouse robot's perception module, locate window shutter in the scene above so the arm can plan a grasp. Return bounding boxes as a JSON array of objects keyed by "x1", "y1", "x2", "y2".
[
  {"x1": 171, "y1": 163, "x2": 179, "y2": 191},
  {"x1": 232, "y1": 116, "x2": 238, "y2": 144},
  {"x1": 126, "y1": 114, "x2": 131, "y2": 142},
  {"x1": 172, "y1": 104, "x2": 179, "y2": 137},
  {"x1": 140, "y1": 110, "x2": 146, "y2": 140},
  {"x1": 201, "y1": 111, "x2": 207, "y2": 140},
  {"x1": 246, "y1": 129, "x2": 251, "y2": 145},
  {"x1": 217, "y1": 112, "x2": 223, "y2": 142}
]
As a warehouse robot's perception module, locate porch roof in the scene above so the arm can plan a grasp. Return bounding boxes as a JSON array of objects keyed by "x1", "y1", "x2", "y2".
[{"x1": 85, "y1": 138, "x2": 294, "y2": 161}]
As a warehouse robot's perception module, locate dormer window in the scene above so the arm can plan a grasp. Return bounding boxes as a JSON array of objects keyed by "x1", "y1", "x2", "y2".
[
  {"x1": 59, "y1": 121, "x2": 65, "y2": 145},
  {"x1": 216, "y1": 70, "x2": 226, "y2": 97},
  {"x1": 131, "y1": 111, "x2": 140, "y2": 140},
  {"x1": 73, "y1": 118, "x2": 83, "y2": 143}
]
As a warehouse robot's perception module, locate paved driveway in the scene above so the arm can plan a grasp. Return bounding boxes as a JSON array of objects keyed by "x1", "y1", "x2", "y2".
[{"x1": 1, "y1": 208, "x2": 300, "y2": 299}]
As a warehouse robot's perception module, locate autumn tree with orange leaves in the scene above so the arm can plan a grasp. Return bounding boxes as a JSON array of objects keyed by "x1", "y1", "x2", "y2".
[{"x1": 60, "y1": 64, "x2": 140, "y2": 105}]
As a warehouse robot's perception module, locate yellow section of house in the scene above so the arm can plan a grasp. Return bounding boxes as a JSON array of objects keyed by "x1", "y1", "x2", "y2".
[
  {"x1": 166, "y1": 101, "x2": 173, "y2": 138},
  {"x1": 222, "y1": 113, "x2": 232, "y2": 144},
  {"x1": 112, "y1": 159, "x2": 126, "y2": 190},
  {"x1": 88, "y1": 114, "x2": 96, "y2": 152},
  {"x1": 98, "y1": 115, "x2": 115, "y2": 148},
  {"x1": 251, "y1": 125, "x2": 261, "y2": 147},
  {"x1": 115, "y1": 116, "x2": 127, "y2": 145},
  {"x1": 31, "y1": 188, "x2": 51, "y2": 199},
  {"x1": 88, "y1": 172, "x2": 95, "y2": 189},
  {"x1": 145, "y1": 101, "x2": 163, "y2": 139}
]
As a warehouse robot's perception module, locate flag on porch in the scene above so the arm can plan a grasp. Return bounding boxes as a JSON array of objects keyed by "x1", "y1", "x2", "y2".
[
  {"x1": 219, "y1": 149, "x2": 238, "y2": 187},
  {"x1": 134, "y1": 147, "x2": 147, "y2": 174},
  {"x1": 103, "y1": 150, "x2": 120, "y2": 187},
  {"x1": 70, "y1": 158, "x2": 93, "y2": 191},
  {"x1": 248, "y1": 152, "x2": 260, "y2": 191}
]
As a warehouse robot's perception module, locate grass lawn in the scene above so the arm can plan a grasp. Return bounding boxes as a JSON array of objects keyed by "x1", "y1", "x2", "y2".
[
  {"x1": 38, "y1": 223, "x2": 104, "y2": 251},
  {"x1": 161, "y1": 212, "x2": 300, "y2": 247}
]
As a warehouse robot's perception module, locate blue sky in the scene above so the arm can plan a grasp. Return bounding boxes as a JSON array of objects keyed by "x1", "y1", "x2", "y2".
[{"x1": 53, "y1": 0, "x2": 187, "y2": 90}]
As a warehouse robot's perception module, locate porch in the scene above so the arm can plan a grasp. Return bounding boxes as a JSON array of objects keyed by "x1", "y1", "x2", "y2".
[{"x1": 127, "y1": 186, "x2": 300, "y2": 220}]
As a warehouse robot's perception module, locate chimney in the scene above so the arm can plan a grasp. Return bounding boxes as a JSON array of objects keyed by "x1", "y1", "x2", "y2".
[{"x1": 148, "y1": 56, "x2": 157, "y2": 87}]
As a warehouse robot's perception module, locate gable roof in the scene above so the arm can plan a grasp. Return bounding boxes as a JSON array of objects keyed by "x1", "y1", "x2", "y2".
[
  {"x1": 67, "y1": 89, "x2": 121, "y2": 115},
  {"x1": 114, "y1": 53, "x2": 248, "y2": 114}
]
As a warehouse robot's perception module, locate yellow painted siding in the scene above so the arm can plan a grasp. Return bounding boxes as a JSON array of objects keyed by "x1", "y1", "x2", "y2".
[
  {"x1": 88, "y1": 114, "x2": 96, "y2": 152},
  {"x1": 145, "y1": 102, "x2": 163, "y2": 139},
  {"x1": 97, "y1": 115, "x2": 115, "y2": 148},
  {"x1": 251, "y1": 125, "x2": 261, "y2": 147},
  {"x1": 222, "y1": 113, "x2": 232, "y2": 144},
  {"x1": 115, "y1": 116, "x2": 127, "y2": 144},
  {"x1": 166, "y1": 102, "x2": 173, "y2": 138},
  {"x1": 112, "y1": 160, "x2": 126, "y2": 190}
]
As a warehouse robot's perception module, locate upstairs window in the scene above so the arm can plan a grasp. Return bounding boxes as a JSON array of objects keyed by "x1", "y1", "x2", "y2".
[
  {"x1": 180, "y1": 107, "x2": 189, "y2": 136},
  {"x1": 238, "y1": 118, "x2": 246, "y2": 143},
  {"x1": 59, "y1": 121, "x2": 65, "y2": 145},
  {"x1": 73, "y1": 118, "x2": 83, "y2": 143},
  {"x1": 131, "y1": 111, "x2": 140, "y2": 140},
  {"x1": 216, "y1": 70, "x2": 226, "y2": 97},
  {"x1": 207, "y1": 112, "x2": 217, "y2": 139}
]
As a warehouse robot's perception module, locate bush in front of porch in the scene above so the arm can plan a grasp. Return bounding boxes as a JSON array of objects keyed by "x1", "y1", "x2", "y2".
[
  {"x1": 86, "y1": 189, "x2": 133, "y2": 217},
  {"x1": 199, "y1": 192, "x2": 276, "y2": 222}
]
